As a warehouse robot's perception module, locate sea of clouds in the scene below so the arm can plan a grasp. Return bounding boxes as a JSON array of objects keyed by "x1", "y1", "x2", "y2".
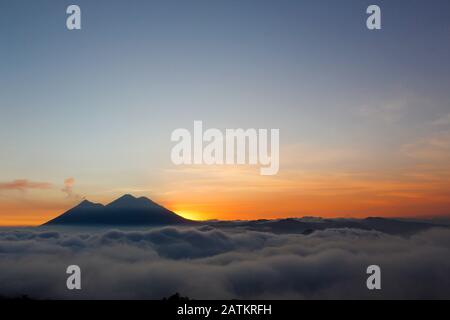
[{"x1": 0, "y1": 226, "x2": 449, "y2": 299}]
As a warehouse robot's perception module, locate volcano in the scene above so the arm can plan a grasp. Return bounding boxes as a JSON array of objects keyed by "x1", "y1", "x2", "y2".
[{"x1": 43, "y1": 194, "x2": 193, "y2": 226}]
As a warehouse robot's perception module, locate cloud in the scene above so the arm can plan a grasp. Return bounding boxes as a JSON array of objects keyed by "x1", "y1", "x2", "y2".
[
  {"x1": 0, "y1": 226, "x2": 449, "y2": 299},
  {"x1": 402, "y1": 130, "x2": 450, "y2": 161},
  {"x1": 61, "y1": 177, "x2": 82, "y2": 199},
  {"x1": 432, "y1": 113, "x2": 450, "y2": 126},
  {"x1": 359, "y1": 98, "x2": 408, "y2": 123},
  {"x1": 0, "y1": 180, "x2": 52, "y2": 191}
]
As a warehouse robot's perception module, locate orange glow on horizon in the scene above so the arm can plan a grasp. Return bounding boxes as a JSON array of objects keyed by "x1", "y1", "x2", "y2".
[
  {"x1": 1, "y1": 164, "x2": 450, "y2": 226},
  {"x1": 1, "y1": 193, "x2": 449, "y2": 227},
  {"x1": 173, "y1": 210, "x2": 206, "y2": 221}
]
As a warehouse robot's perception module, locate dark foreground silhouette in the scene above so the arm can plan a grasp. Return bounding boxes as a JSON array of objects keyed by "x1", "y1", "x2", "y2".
[
  {"x1": 43, "y1": 194, "x2": 194, "y2": 226},
  {"x1": 42, "y1": 194, "x2": 445, "y2": 236}
]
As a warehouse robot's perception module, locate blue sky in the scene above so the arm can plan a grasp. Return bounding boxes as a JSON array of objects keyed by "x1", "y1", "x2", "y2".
[{"x1": 1, "y1": 0, "x2": 450, "y2": 224}]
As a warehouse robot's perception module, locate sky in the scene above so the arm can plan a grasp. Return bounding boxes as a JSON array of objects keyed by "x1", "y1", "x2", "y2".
[{"x1": 1, "y1": 0, "x2": 450, "y2": 225}]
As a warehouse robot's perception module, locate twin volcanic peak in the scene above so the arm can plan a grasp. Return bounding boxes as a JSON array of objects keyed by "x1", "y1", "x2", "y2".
[{"x1": 43, "y1": 194, "x2": 192, "y2": 226}]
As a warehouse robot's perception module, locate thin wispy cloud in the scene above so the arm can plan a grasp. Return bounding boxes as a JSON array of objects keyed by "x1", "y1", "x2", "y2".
[
  {"x1": 359, "y1": 98, "x2": 409, "y2": 124},
  {"x1": 432, "y1": 113, "x2": 450, "y2": 126},
  {"x1": 61, "y1": 177, "x2": 82, "y2": 200},
  {"x1": 402, "y1": 130, "x2": 450, "y2": 161},
  {"x1": 0, "y1": 180, "x2": 52, "y2": 192}
]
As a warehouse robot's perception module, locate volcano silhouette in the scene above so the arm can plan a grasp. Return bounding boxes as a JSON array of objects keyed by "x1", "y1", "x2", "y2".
[{"x1": 43, "y1": 194, "x2": 193, "y2": 226}]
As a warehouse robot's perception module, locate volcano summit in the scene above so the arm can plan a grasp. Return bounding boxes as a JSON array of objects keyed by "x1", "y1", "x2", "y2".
[{"x1": 43, "y1": 194, "x2": 192, "y2": 226}]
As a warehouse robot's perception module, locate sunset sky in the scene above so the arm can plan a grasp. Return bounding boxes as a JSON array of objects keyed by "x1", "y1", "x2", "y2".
[{"x1": 1, "y1": 0, "x2": 450, "y2": 226}]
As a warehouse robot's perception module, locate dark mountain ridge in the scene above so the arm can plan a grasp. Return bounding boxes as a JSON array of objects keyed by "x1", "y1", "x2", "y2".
[
  {"x1": 43, "y1": 194, "x2": 193, "y2": 226},
  {"x1": 43, "y1": 194, "x2": 446, "y2": 236},
  {"x1": 208, "y1": 216, "x2": 445, "y2": 236}
]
